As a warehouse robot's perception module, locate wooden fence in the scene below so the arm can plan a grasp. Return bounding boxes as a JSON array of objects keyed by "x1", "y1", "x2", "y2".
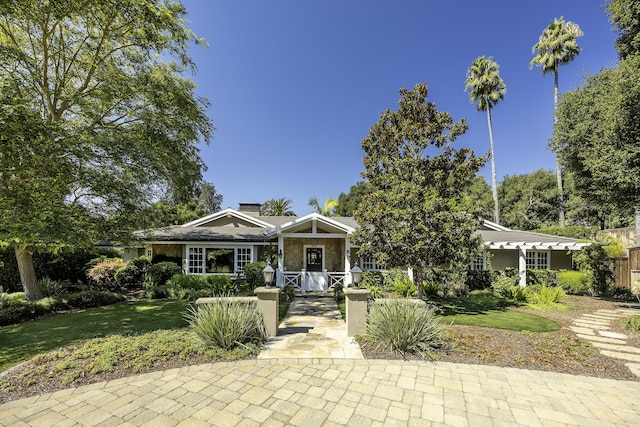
[{"x1": 613, "y1": 247, "x2": 640, "y2": 289}]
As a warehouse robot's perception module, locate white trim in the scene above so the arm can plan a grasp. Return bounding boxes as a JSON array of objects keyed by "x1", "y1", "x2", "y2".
[
  {"x1": 481, "y1": 219, "x2": 512, "y2": 231},
  {"x1": 304, "y1": 244, "x2": 326, "y2": 271},
  {"x1": 181, "y1": 208, "x2": 275, "y2": 229},
  {"x1": 484, "y1": 241, "x2": 589, "y2": 250},
  {"x1": 265, "y1": 213, "x2": 355, "y2": 237}
]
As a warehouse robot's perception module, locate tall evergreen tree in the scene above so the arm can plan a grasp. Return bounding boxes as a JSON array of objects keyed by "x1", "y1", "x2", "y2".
[
  {"x1": 354, "y1": 84, "x2": 486, "y2": 299},
  {"x1": 465, "y1": 56, "x2": 506, "y2": 224}
]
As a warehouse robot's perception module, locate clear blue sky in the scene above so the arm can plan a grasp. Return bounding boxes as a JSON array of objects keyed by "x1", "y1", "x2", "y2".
[{"x1": 180, "y1": 0, "x2": 618, "y2": 215}]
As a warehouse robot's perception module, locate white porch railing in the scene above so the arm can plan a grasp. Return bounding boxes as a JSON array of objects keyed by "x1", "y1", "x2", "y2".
[
  {"x1": 327, "y1": 272, "x2": 346, "y2": 289},
  {"x1": 281, "y1": 271, "x2": 303, "y2": 289}
]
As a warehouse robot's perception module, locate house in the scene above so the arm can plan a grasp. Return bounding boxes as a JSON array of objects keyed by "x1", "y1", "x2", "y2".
[{"x1": 128, "y1": 203, "x2": 590, "y2": 291}]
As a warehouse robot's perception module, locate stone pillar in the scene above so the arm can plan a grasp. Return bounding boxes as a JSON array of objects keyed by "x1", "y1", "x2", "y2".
[
  {"x1": 254, "y1": 287, "x2": 282, "y2": 337},
  {"x1": 344, "y1": 288, "x2": 370, "y2": 337}
]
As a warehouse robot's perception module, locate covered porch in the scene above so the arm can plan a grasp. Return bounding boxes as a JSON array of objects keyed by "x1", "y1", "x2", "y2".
[{"x1": 264, "y1": 213, "x2": 358, "y2": 292}]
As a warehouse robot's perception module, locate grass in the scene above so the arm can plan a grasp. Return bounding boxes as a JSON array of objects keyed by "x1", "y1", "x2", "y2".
[
  {"x1": 0, "y1": 299, "x2": 191, "y2": 372},
  {"x1": 431, "y1": 291, "x2": 561, "y2": 332}
]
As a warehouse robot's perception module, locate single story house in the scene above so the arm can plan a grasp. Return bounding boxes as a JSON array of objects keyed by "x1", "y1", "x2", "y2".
[{"x1": 128, "y1": 203, "x2": 589, "y2": 291}]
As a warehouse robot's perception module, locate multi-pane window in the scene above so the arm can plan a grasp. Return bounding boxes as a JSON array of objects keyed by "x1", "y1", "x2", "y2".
[
  {"x1": 188, "y1": 247, "x2": 204, "y2": 274},
  {"x1": 526, "y1": 251, "x2": 549, "y2": 270},
  {"x1": 236, "y1": 248, "x2": 252, "y2": 272},
  {"x1": 188, "y1": 247, "x2": 252, "y2": 274},
  {"x1": 145, "y1": 247, "x2": 153, "y2": 259},
  {"x1": 361, "y1": 257, "x2": 385, "y2": 271},
  {"x1": 471, "y1": 254, "x2": 486, "y2": 271}
]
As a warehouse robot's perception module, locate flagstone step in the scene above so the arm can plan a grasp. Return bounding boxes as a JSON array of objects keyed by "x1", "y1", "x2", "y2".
[
  {"x1": 576, "y1": 334, "x2": 626, "y2": 345},
  {"x1": 591, "y1": 342, "x2": 640, "y2": 353},
  {"x1": 600, "y1": 350, "x2": 640, "y2": 363}
]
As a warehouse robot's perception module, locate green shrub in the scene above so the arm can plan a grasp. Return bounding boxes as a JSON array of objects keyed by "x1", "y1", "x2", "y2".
[
  {"x1": 205, "y1": 275, "x2": 235, "y2": 294},
  {"x1": 145, "y1": 283, "x2": 170, "y2": 299},
  {"x1": 167, "y1": 274, "x2": 207, "y2": 290},
  {"x1": 465, "y1": 270, "x2": 496, "y2": 291},
  {"x1": 114, "y1": 256, "x2": 151, "y2": 290},
  {"x1": 0, "y1": 305, "x2": 32, "y2": 326},
  {"x1": 363, "y1": 284, "x2": 385, "y2": 298},
  {"x1": 184, "y1": 299, "x2": 267, "y2": 350},
  {"x1": 557, "y1": 271, "x2": 590, "y2": 295},
  {"x1": 360, "y1": 271, "x2": 383, "y2": 289},
  {"x1": 243, "y1": 262, "x2": 267, "y2": 288},
  {"x1": 146, "y1": 262, "x2": 181, "y2": 286},
  {"x1": 527, "y1": 269, "x2": 558, "y2": 287},
  {"x1": 491, "y1": 276, "x2": 518, "y2": 298},
  {"x1": 38, "y1": 277, "x2": 68, "y2": 297},
  {"x1": 391, "y1": 277, "x2": 417, "y2": 298},
  {"x1": 87, "y1": 259, "x2": 126, "y2": 291},
  {"x1": 362, "y1": 299, "x2": 446, "y2": 359},
  {"x1": 573, "y1": 244, "x2": 614, "y2": 296},
  {"x1": 526, "y1": 284, "x2": 565, "y2": 305},
  {"x1": 503, "y1": 285, "x2": 529, "y2": 302},
  {"x1": 64, "y1": 291, "x2": 126, "y2": 309},
  {"x1": 383, "y1": 269, "x2": 416, "y2": 297},
  {"x1": 623, "y1": 315, "x2": 640, "y2": 333},
  {"x1": 422, "y1": 280, "x2": 442, "y2": 298}
]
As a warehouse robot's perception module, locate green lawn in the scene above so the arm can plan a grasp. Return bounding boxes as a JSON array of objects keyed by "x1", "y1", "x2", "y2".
[
  {"x1": 433, "y1": 291, "x2": 560, "y2": 332},
  {"x1": 0, "y1": 299, "x2": 191, "y2": 371}
]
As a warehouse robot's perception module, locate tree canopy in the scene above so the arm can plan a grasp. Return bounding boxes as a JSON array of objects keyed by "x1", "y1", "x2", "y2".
[
  {"x1": 552, "y1": 54, "x2": 640, "y2": 244},
  {"x1": 262, "y1": 198, "x2": 296, "y2": 216},
  {"x1": 606, "y1": 0, "x2": 640, "y2": 59},
  {"x1": 0, "y1": 0, "x2": 213, "y2": 299},
  {"x1": 354, "y1": 83, "x2": 485, "y2": 299},
  {"x1": 335, "y1": 181, "x2": 372, "y2": 217}
]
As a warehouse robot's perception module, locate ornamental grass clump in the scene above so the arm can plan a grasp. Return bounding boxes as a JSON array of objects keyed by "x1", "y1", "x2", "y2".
[
  {"x1": 184, "y1": 299, "x2": 267, "y2": 350},
  {"x1": 362, "y1": 299, "x2": 446, "y2": 359},
  {"x1": 527, "y1": 283, "x2": 565, "y2": 305}
]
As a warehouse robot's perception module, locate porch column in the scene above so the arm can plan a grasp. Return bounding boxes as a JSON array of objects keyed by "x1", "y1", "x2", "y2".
[
  {"x1": 277, "y1": 235, "x2": 284, "y2": 287},
  {"x1": 518, "y1": 247, "x2": 527, "y2": 287},
  {"x1": 344, "y1": 239, "x2": 352, "y2": 287}
]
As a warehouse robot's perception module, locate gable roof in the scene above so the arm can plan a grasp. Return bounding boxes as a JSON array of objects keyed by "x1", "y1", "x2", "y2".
[
  {"x1": 181, "y1": 208, "x2": 275, "y2": 229},
  {"x1": 136, "y1": 209, "x2": 589, "y2": 249},
  {"x1": 264, "y1": 213, "x2": 356, "y2": 237}
]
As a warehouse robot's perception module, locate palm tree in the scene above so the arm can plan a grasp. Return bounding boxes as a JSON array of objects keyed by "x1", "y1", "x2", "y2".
[
  {"x1": 308, "y1": 196, "x2": 339, "y2": 216},
  {"x1": 465, "y1": 56, "x2": 506, "y2": 224},
  {"x1": 262, "y1": 198, "x2": 296, "y2": 216},
  {"x1": 530, "y1": 17, "x2": 583, "y2": 226}
]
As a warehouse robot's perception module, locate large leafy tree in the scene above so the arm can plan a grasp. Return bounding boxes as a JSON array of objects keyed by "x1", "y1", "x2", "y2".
[
  {"x1": 465, "y1": 176, "x2": 494, "y2": 222},
  {"x1": 335, "y1": 181, "x2": 372, "y2": 217},
  {"x1": 530, "y1": 17, "x2": 583, "y2": 226},
  {"x1": 498, "y1": 169, "x2": 560, "y2": 230},
  {"x1": 606, "y1": 0, "x2": 640, "y2": 60},
  {"x1": 354, "y1": 84, "x2": 486, "y2": 299},
  {"x1": 0, "y1": 0, "x2": 213, "y2": 300},
  {"x1": 552, "y1": 55, "x2": 640, "y2": 245},
  {"x1": 262, "y1": 198, "x2": 296, "y2": 216},
  {"x1": 464, "y1": 56, "x2": 506, "y2": 224}
]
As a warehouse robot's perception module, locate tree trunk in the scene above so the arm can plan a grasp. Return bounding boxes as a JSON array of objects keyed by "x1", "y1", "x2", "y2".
[
  {"x1": 414, "y1": 266, "x2": 424, "y2": 300},
  {"x1": 486, "y1": 107, "x2": 500, "y2": 224},
  {"x1": 554, "y1": 68, "x2": 565, "y2": 226},
  {"x1": 636, "y1": 206, "x2": 640, "y2": 247},
  {"x1": 15, "y1": 245, "x2": 42, "y2": 301}
]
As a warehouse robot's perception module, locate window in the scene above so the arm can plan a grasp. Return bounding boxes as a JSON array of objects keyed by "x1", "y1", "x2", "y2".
[
  {"x1": 188, "y1": 247, "x2": 204, "y2": 274},
  {"x1": 526, "y1": 251, "x2": 549, "y2": 270},
  {"x1": 361, "y1": 257, "x2": 385, "y2": 271},
  {"x1": 145, "y1": 247, "x2": 153, "y2": 259},
  {"x1": 236, "y1": 248, "x2": 252, "y2": 273},
  {"x1": 206, "y1": 248, "x2": 234, "y2": 273},
  {"x1": 471, "y1": 254, "x2": 486, "y2": 271},
  {"x1": 187, "y1": 247, "x2": 253, "y2": 275}
]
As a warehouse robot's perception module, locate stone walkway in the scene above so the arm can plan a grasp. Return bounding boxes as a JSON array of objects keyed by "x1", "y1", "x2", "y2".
[
  {"x1": 3, "y1": 300, "x2": 640, "y2": 426},
  {"x1": 258, "y1": 293, "x2": 363, "y2": 359},
  {"x1": 569, "y1": 306, "x2": 640, "y2": 377}
]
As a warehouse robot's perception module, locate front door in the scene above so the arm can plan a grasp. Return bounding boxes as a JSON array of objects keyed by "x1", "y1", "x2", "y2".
[{"x1": 306, "y1": 247, "x2": 323, "y2": 272}]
